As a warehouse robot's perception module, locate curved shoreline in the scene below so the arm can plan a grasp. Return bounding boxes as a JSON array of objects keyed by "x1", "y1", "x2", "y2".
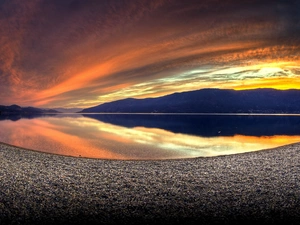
[{"x1": 1, "y1": 142, "x2": 300, "y2": 224}]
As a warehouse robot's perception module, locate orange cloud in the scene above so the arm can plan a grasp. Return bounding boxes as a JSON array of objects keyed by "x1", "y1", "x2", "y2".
[
  {"x1": 234, "y1": 77, "x2": 300, "y2": 90},
  {"x1": 0, "y1": 0, "x2": 299, "y2": 107},
  {"x1": 36, "y1": 62, "x2": 113, "y2": 100}
]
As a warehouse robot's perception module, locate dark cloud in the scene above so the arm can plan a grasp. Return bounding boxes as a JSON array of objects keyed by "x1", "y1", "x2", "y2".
[{"x1": 0, "y1": 0, "x2": 299, "y2": 107}]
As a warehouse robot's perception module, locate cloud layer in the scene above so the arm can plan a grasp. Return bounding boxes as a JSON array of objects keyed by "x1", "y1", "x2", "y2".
[{"x1": 0, "y1": 0, "x2": 299, "y2": 107}]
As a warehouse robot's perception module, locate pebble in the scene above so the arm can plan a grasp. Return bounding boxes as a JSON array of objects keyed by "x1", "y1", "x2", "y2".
[{"x1": 0, "y1": 142, "x2": 299, "y2": 225}]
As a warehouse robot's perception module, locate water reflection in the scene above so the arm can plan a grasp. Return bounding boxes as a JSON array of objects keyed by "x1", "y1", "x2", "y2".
[
  {"x1": 83, "y1": 114, "x2": 300, "y2": 137},
  {"x1": 0, "y1": 114, "x2": 299, "y2": 160}
]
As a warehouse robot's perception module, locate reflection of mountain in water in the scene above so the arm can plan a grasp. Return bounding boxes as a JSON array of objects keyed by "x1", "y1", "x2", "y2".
[
  {"x1": 83, "y1": 114, "x2": 300, "y2": 137},
  {"x1": 0, "y1": 114, "x2": 57, "y2": 122}
]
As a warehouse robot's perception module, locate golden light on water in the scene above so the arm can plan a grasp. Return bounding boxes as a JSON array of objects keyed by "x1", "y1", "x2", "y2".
[{"x1": 0, "y1": 116, "x2": 299, "y2": 160}]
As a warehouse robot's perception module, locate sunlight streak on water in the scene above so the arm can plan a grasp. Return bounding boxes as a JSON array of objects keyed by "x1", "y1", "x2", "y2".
[{"x1": 0, "y1": 115, "x2": 299, "y2": 160}]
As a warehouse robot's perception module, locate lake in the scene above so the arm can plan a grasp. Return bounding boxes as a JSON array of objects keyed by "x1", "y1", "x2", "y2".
[{"x1": 0, "y1": 113, "x2": 300, "y2": 160}]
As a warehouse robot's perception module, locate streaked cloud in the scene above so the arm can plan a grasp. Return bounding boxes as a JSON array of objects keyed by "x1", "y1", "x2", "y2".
[{"x1": 0, "y1": 0, "x2": 299, "y2": 107}]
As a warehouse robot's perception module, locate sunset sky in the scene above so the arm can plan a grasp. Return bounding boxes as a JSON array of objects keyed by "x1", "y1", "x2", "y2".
[{"x1": 0, "y1": 0, "x2": 299, "y2": 108}]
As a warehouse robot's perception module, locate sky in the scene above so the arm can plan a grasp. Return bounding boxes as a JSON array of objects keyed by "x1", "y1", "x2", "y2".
[{"x1": 0, "y1": 0, "x2": 299, "y2": 108}]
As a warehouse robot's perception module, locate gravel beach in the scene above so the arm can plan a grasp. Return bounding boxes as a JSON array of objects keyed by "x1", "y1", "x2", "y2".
[{"x1": 0, "y1": 142, "x2": 299, "y2": 225}]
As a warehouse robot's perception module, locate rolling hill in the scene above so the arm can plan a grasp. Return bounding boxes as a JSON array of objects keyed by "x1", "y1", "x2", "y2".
[
  {"x1": 0, "y1": 104, "x2": 58, "y2": 115},
  {"x1": 80, "y1": 88, "x2": 300, "y2": 114}
]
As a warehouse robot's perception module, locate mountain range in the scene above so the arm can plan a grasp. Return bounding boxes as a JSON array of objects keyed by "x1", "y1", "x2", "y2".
[
  {"x1": 0, "y1": 104, "x2": 58, "y2": 115},
  {"x1": 2, "y1": 89, "x2": 300, "y2": 115},
  {"x1": 46, "y1": 107, "x2": 83, "y2": 113},
  {"x1": 80, "y1": 88, "x2": 300, "y2": 114}
]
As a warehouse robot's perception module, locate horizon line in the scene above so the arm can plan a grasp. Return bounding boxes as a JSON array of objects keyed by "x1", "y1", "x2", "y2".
[{"x1": 2, "y1": 87, "x2": 300, "y2": 109}]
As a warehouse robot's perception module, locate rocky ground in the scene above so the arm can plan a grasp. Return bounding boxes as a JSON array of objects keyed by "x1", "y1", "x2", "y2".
[{"x1": 0, "y1": 142, "x2": 299, "y2": 225}]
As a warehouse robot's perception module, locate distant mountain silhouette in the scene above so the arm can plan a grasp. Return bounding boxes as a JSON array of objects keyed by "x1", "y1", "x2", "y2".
[
  {"x1": 52, "y1": 107, "x2": 83, "y2": 113},
  {"x1": 80, "y1": 88, "x2": 300, "y2": 113},
  {"x1": 0, "y1": 104, "x2": 58, "y2": 115},
  {"x1": 41, "y1": 107, "x2": 83, "y2": 113}
]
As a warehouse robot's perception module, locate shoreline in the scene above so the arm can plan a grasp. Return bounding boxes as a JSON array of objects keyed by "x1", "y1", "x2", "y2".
[{"x1": 1, "y1": 142, "x2": 300, "y2": 224}]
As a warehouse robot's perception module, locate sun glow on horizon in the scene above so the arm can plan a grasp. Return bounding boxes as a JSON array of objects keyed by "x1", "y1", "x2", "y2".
[
  {"x1": 72, "y1": 61, "x2": 300, "y2": 108},
  {"x1": 0, "y1": 0, "x2": 299, "y2": 108}
]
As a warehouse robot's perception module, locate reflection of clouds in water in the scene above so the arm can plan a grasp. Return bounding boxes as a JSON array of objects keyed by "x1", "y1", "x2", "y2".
[
  {"x1": 45, "y1": 117, "x2": 300, "y2": 158},
  {"x1": 0, "y1": 116, "x2": 299, "y2": 159},
  {"x1": 0, "y1": 118, "x2": 126, "y2": 159}
]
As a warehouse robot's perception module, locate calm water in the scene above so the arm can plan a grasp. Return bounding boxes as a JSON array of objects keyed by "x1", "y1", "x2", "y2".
[{"x1": 0, "y1": 114, "x2": 300, "y2": 160}]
